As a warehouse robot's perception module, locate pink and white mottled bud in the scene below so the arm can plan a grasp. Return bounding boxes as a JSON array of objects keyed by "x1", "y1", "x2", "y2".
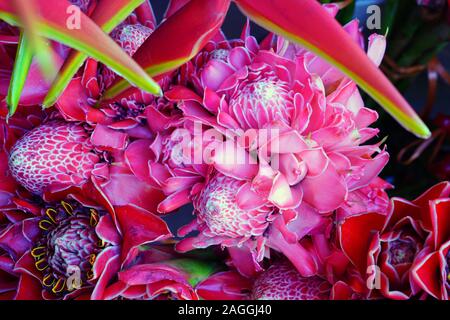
[
  {"x1": 251, "y1": 261, "x2": 331, "y2": 300},
  {"x1": 8, "y1": 121, "x2": 100, "y2": 194},
  {"x1": 194, "y1": 174, "x2": 273, "y2": 239}
]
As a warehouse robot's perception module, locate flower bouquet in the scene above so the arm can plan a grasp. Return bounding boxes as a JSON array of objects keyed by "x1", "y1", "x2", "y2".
[{"x1": 0, "y1": 0, "x2": 448, "y2": 301}]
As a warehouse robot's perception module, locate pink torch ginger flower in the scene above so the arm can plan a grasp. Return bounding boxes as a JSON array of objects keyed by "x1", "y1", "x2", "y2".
[
  {"x1": 153, "y1": 13, "x2": 390, "y2": 276},
  {"x1": 179, "y1": 174, "x2": 275, "y2": 246}
]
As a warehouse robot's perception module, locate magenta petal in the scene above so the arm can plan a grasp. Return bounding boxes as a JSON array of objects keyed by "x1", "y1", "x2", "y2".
[
  {"x1": 91, "y1": 247, "x2": 121, "y2": 300},
  {"x1": 96, "y1": 172, "x2": 166, "y2": 214},
  {"x1": 203, "y1": 87, "x2": 222, "y2": 113},
  {"x1": 157, "y1": 189, "x2": 192, "y2": 213},
  {"x1": 55, "y1": 78, "x2": 90, "y2": 121},
  {"x1": 148, "y1": 162, "x2": 172, "y2": 187},
  {"x1": 96, "y1": 215, "x2": 121, "y2": 246},
  {"x1": 0, "y1": 219, "x2": 38, "y2": 260},
  {"x1": 163, "y1": 176, "x2": 201, "y2": 194},
  {"x1": 228, "y1": 246, "x2": 262, "y2": 277},
  {"x1": 116, "y1": 205, "x2": 172, "y2": 266},
  {"x1": 348, "y1": 151, "x2": 390, "y2": 191},
  {"x1": 268, "y1": 172, "x2": 300, "y2": 209},
  {"x1": 201, "y1": 60, "x2": 235, "y2": 91},
  {"x1": 236, "y1": 182, "x2": 267, "y2": 210},
  {"x1": 196, "y1": 271, "x2": 252, "y2": 300},
  {"x1": 268, "y1": 229, "x2": 317, "y2": 277},
  {"x1": 118, "y1": 263, "x2": 188, "y2": 286},
  {"x1": 301, "y1": 162, "x2": 347, "y2": 213},
  {"x1": 92, "y1": 246, "x2": 120, "y2": 279},
  {"x1": 300, "y1": 148, "x2": 329, "y2": 177},
  {"x1": 228, "y1": 46, "x2": 251, "y2": 69},
  {"x1": 91, "y1": 125, "x2": 128, "y2": 151},
  {"x1": 213, "y1": 141, "x2": 258, "y2": 180},
  {"x1": 125, "y1": 139, "x2": 154, "y2": 184}
]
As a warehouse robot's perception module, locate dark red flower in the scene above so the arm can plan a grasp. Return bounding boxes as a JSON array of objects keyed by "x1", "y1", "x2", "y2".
[
  {"x1": 340, "y1": 181, "x2": 450, "y2": 299},
  {"x1": 411, "y1": 182, "x2": 450, "y2": 300}
]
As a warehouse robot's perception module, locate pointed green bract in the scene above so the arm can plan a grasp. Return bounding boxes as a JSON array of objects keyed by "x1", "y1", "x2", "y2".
[
  {"x1": 164, "y1": 259, "x2": 221, "y2": 287},
  {"x1": 102, "y1": 0, "x2": 230, "y2": 101},
  {"x1": 13, "y1": 0, "x2": 57, "y2": 81},
  {"x1": 43, "y1": 0, "x2": 145, "y2": 107},
  {"x1": 6, "y1": 32, "x2": 33, "y2": 116},
  {"x1": 234, "y1": 0, "x2": 431, "y2": 138},
  {"x1": 0, "y1": 0, "x2": 161, "y2": 98}
]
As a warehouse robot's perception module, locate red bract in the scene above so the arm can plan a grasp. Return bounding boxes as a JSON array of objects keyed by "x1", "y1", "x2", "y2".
[
  {"x1": 340, "y1": 182, "x2": 450, "y2": 300},
  {"x1": 102, "y1": 0, "x2": 231, "y2": 101},
  {"x1": 99, "y1": 245, "x2": 227, "y2": 300},
  {"x1": 0, "y1": 8, "x2": 166, "y2": 209},
  {"x1": 411, "y1": 182, "x2": 450, "y2": 300}
]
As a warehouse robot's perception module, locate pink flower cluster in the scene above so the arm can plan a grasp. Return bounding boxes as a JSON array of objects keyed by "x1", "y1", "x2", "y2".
[{"x1": 0, "y1": 1, "x2": 448, "y2": 300}]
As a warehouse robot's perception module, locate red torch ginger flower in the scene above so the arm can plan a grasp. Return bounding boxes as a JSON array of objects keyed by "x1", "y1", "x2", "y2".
[
  {"x1": 340, "y1": 182, "x2": 450, "y2": 299},
  {"x1": 3, "y1": 113, "x2": 164, "y2": 214},
  {"x1": 24, "y1": 201, "x2": 105, "y2": 295},
  {"x1": 0, "y1": 179, "x2": 172, "y2": 299},
  {"x1": 411, "y1": 182, "x2": 450, "y2": 300}
]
